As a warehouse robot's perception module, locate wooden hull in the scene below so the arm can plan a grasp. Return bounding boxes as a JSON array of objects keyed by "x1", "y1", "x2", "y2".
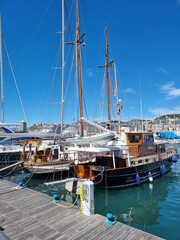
[
  {"x1": 91, "y1": 157, "x2": 173, "y2": 188},
  {"x1": 22, "y1": 161, "x2": 70, "y2": 174}
]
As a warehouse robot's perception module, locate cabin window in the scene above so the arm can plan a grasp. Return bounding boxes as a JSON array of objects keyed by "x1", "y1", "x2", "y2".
[
  {"x1": 129, "y1": 135, "x2": 140, "y2": 143},
  {"x1": 145, "y1": 159, "x2": 148, "y2": 162},
  {"x1": 149, "y1": 135, "x2": 153, "y2": 142},
  {"x1": 54, "y1": 149, "x2": 58, "y2": 155},
  {"x1": 138, "y1": 160, "x2": 142, "y2": 164},
  {"x1": 144, "y1": 135, "x2": 149, "y2": 142}
]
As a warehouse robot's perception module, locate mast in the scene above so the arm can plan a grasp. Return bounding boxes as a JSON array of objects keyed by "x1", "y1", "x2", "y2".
[
  {"x1": 114, "y1": 62, "x2": 121, "y2": 134},
  {"x1": 105, "y1": 25, "x2": 111, "y2": 129},
  {"x1": 61, "y1": 0, "x2": 65, "y2": 133},
  {"x1": 0, "y1": 15, "x2": 4, "y2": 123},
  {"x1": 76, "y1": 0, "x2": 84, "y2": 136}
]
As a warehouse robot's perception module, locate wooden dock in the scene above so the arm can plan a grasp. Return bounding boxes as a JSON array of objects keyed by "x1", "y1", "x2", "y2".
[{"x1": 0, "y1": 180, "x2": 163, "y2": 240}]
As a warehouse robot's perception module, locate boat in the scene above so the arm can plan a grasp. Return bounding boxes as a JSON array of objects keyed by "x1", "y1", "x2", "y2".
[
  {"x1": 71, "y1": 26, "x2": 178, "y2": 188},
  {"x1": 72, "y1": 130, "x2": 178, "y2": 188},
  {"x1": 66, "y1": 131, "x2": 115, "y2": 146},
  {"x1": 0, "y1": 14, "x2": 80, "y2": 164},
  {"x1": 18, "y1": 0, "x2": 116, "y2": 174},
  {"x1": 19, "y1": 137, "x2": 112, "y2": 174},
  {"x1": 156, "y1": 131, "x2": 180, "y2": 140}
]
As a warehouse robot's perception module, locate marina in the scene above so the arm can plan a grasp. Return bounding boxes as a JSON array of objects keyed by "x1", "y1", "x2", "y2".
[
  {"x1": 0, "y1": 142, "x2": 179, "y2": 239},
  {"x1": 0, "y1": 0, "x2": 180, "y2": 239},
  {"x1": 0, "y1": 179, "x2": 163, "y2": 240}
]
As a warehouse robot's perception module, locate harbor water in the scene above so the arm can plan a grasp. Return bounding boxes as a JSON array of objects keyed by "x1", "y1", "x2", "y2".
[{"x1": 1, "y1": 144, "x2": 180, "y2": 240}]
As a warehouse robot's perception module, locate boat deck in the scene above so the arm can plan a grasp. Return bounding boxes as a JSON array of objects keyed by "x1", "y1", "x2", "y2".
[{"x1": 0, "y1": 180, "x2": 163, "y2": 240}]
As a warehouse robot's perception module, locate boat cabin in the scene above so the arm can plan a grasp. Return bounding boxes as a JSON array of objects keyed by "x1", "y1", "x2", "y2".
[{"x1": 125, "y1": 132, "x2": 156, "y2": 157}]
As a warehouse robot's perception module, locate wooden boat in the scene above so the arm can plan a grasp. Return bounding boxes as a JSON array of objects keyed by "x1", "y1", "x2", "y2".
[
  {"x1": 72, "y1": 25, "x2": 178, "y2": 188},
  {"x1": 72, "y1": 131, "x2": 178, "y2": 188},
  {"x1": 19, "y1": 139, "x2": 111, "y2": 174}
]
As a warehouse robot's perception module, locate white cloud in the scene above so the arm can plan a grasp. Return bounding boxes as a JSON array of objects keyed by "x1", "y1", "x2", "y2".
[
  {"x1": 160, "y1": 81, "x2": 180, "y2": 99},
  {"x1": 149, "y1": 106, "x2": 180, "y2": 116},
  {"x1": 158, "y1": 67, "x2": 170, "y2": 74},
  {"x1": 124, "y1": 88, "x2": 136, "y2": 93},
  {"x1": 86, "y1": 69, "x2": 93, "y2": 77}
]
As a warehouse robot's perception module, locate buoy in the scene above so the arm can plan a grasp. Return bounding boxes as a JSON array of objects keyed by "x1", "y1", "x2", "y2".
[
  {"x1": 163, "y1": 165, "x2": 166, "y2": 174},
  {"x1": 53, "y1": 194, "x2": 60, "y2": 201},
  {"x1": 136, "y1": 174, "x2": 141, "y2": 185},
  {"x1": 18, "y1": 182, "x2": 23, "y2": 186},
  {"x1": 148, "y1": 172, "x2": 153, "y2": 182},
  {"x1": 172, "y1": 156, "x2": 177, "y2": 163},
  {"x1": 160, "y1": 166, "x2": 165, "y2": 175},
  {"x1": 104, "y1": 213, "x2": 116, "y2": 226}
]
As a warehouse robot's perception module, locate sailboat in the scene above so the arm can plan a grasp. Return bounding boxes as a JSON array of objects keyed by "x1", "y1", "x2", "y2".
[
  {"x1": 19, "y1": 0, "x2": 115, "y2": 174},
  {"x1": 72, "y1": 25, "x2": 178, "y2": 188}
]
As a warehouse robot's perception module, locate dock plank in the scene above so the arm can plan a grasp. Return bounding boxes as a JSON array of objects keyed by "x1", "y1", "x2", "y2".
[{"x1": 0, "y1": 180, "x2": 163, "y2": 240}]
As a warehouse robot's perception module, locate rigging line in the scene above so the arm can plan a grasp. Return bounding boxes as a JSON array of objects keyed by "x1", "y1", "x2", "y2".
[
  {"x1": 3, "y1": 39, "x2": 28, "y2": 125},
  {"x1": 109, "y1": 71, "x2": 116, "y2": 121},
  {"x1": 15, "y1": 0, "x2": 54, "y2": 75},
  {"x1": 32, "y1": 43, "x2": 62, "y2": 123},
  {"x1": 98, "y1": 71, "x2": 106, "y2": 121},
  {"x1": 139, "y1": 71, "x2": 143, "y2": 131},
  {"x1": 50, "y1": 19, "x2": 75, "y2": 104},
  {"x1": 95, "y1": 69, "x2": 106, "y2": 120},
  {"x1": 109, "y1": 76, "x2": 114, "y2": 121},
  {"x1": 83, "y1": 97, "x2": 88, "y2": 118},
  {"x1": 96, "y1": 70, "x2": 106, "y2": 121},
  {"x1": 116, "y1": 67, "x2": 127, "y2": 102},
  {"x1": 64, "y1": 50, "x2": 75, "y2": 100},
  {"x1": 64, "y1": 0, "x2": 75, "y2": 42},
  {"x1": 116, "y1": 66, "x2": 132, "y2": 120}
]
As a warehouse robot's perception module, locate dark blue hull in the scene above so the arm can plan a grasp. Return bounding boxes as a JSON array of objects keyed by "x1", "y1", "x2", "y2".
[{"x1": 92, "y1": 157, "x2": 173, "y2": 188}]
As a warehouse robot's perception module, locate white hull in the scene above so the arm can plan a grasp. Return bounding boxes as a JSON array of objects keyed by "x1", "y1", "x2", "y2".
[{"x1": 66, "y1": 132, "x2": 115, "y2": 146}]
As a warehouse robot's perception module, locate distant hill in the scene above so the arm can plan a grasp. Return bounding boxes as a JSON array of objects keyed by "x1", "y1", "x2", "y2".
[{"x1": 156, "y1": 114, "x2": 180, "y2": 120}]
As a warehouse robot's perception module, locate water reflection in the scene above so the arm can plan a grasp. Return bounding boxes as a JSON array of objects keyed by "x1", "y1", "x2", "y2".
[
  {"x1": 94, "y1": 170, "x2": 178, "y2": 226},
  {"x1": 1, "y1": 145, "x2": 180, "y2": 240}
]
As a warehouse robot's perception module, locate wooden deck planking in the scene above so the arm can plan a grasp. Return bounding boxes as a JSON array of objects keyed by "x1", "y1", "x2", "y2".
[{"x1": 0, "y1": 180, "x2": 164, "y2": 240}]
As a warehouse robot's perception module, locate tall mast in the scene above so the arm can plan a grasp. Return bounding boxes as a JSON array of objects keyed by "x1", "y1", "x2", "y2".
[
  {"x1": 76, "y1": 0, "x2": 84, "y2": 136},
  {"x1": 114, "y1": 62, "x2": 121, "y2": 134},
  {"x1": 105, "y1": 25, "x2": 111, "y2": 129},
  {"x1": 0, "y1": 15, "x2": 4, "y2": 123},
  {"x1": 61, "y1": 0, "x2": 65, "y2": 133}
]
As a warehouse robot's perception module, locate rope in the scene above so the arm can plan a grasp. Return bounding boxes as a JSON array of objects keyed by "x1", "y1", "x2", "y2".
[
  {"x1": 22, "y1": 171, "x2": 36, "y2": 187},
  {"x1": 3, "y1": 164, "x2": 18, "y2": 177},
  {"x1": 105, "y1": 169, "x2": 110, "y2": 213},
  {"x1": 53, "y1": 194, "x2": 79, "y2": 209}
]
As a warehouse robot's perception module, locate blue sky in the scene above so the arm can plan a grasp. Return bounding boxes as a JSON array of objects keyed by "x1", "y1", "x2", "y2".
[{"x1": 1, "y1": 0, "x2": 180, "y2": 126}]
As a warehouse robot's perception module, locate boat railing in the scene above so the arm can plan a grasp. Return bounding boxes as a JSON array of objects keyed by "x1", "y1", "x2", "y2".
[
  {"x1": 23, "y1": 151, "x2": 105, "y2": 164},
  {"x1": 130, "y1": 149, "x2": 176, "y2": 166}
]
